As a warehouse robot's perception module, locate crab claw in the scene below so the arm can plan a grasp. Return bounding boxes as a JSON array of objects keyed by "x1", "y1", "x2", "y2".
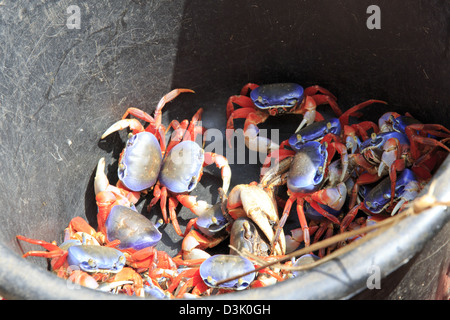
[
  {"x1": 295, "y1": 96, "x2": 317, "y2": 132},
  {"x1": 181, "y1": 229, "x2": 226, "y2": 261},
  {"x1": 345, "y1": 134, "x2": 361, "y2": 154},
  {"x1": 94, "y1": 157, "x2": 109, "y2": 195},
  {"x1": 378, "y1": 112, "x2": 401, "y2": 132},
  {"x1": 391, "y1": 180, "x2": 420, "y2": 216},
  {"x1": 101, "y1": 119, "x2": 145, "y2": 139},
  {"x1": 311, "y1": 182, "x2": 347, "y2": 212},
  {"x1": 285, "y1": 225, "x2": 319, "y2": 254},
  {"x1": 378, "y1": 137, "x2": 400, "y2": 177},
  {"x1": 228, "y1": 184, "x2": 286, "y2": 255}
]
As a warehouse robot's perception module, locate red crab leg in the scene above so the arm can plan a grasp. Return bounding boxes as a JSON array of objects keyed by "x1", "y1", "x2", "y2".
[
  {"x1": 16, "y1": 235, "x2": 61, "y2": 254},
  {"x1": 153, "y1": 88, "x2": 194, "y2": 128},
  {"x1": 273, "y1": 195, "x2": 296, "y2": 250},
  {"x1": 405, "y1": 124, "x2": 450, "y2": 160},
  {"x1": 306, "y1": 199, "x2": 341, "y2": 225},
  {"x1": 167, "y1": 268, "x2": 199, "y2": 294},
  {"x1": 16, "y1": 235, "x2": 69, "y2": 270},
  {"x1": 160, "y1": 187, "x2": 169, "y2": 224},
  {"x1": 168, "y1": 196, "x2": 182, "y2": 237},
  {"x1": 240, "y1": 83, "x2": 260, "y2": 96},
  {"x1": 203, "y1": 152, "x2": 231, "y2": 194},
  {"x1": 226, "y1": 107, "x2": 257, "y2": 147},
  {"x1": 165, "y1": 119, "x2": 189, "y2": 154},
  {"x1": 351, "y1": 121, "x2": 380, "y2": 140},
  {"x1": 295, "y1": 198, "x2": 311, "y2": 247},
  {"x1": 349, "y1": 172, "x2": 381, "y2": 209},
  {"x1": 148, "y1": 184, "x2": 169, "y2": 224},
  {"x1": 339, "y1": 100, "x2": 388, "y2": 126},
  {"x1": 304, "y1": 85, "x2": 337, "y2": 101},
  {"x1": 309, "y1": 94, "x2": 342, "y2": 117},
  {"x1": 226, "y1": 95, "x2": 256, "y2": 120},
  {"x1": 95, "y1": 190, "x2": 119, "y2": 235},
  {"x1": 184, "y1": 108, "x2": 204, "y2": 142}
]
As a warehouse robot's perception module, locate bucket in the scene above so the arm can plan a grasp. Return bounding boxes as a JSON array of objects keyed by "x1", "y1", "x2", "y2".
[{"x1": 0, "y1": 0, "x2": 449, "y2": 299}]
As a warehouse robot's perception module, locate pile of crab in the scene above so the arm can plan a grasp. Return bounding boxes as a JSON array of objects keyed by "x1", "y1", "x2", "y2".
[{"x1": 16, "y1": 84, "x2": 450, "y2": 298}]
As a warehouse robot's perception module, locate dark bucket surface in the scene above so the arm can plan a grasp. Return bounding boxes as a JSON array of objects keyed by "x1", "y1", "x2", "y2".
[{"x1": 0, "y1": 0, "x2": 449, "y2": 299}]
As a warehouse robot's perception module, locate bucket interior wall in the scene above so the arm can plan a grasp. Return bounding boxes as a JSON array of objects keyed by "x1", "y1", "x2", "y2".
[{"x1": 0, "y1": 0, "x2": 449, "y2": 299}]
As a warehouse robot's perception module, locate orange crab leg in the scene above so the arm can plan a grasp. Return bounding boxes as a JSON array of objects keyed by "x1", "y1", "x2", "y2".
[
  {"x1": 168, "y1": 196, "x2": 182, "y2": 237},
  {"x1": 121, "y1": 107, "x2": 155, "y2": 123},
  {"x1": 153, "y1": 88, "x2": 194, "y2": 127},
  {"x1": 184, "y1": 108, "x2": 203, "y2": 142}
]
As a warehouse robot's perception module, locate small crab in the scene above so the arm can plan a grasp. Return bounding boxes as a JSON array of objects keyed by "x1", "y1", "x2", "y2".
[
  {"x1": 16, "y1": 234, "x2": 126, "y2": 281},
  {"x1": 226, "y1": 83, "x2": 343, "y2": 153},
  {"x1": 148, "y1": 108, "x2": 232, "y2": 237},
  {"x1": 100, "y1": 88, "x2": 194, "y2": 193}
]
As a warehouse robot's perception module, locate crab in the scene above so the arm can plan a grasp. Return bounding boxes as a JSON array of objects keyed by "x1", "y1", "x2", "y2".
[{"x1": 226, "y1": 83, "x2": 343, "y2": 153}]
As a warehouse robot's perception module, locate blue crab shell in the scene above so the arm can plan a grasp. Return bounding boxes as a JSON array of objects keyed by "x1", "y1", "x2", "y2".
[
  {"x1": 118, "y1": 131, "x2": 162, "y2": 191},
  {"x1": 199, "y1": 254, "x2": 255, "y2": 290},
  {"x1": 250, "y1": 83, "x2": 304, "y2": 110},
  {"x1": 195, "y1": 202, "x2": 229, "y2": 237},
  {"x1": 391, "y1": 115, "x2": 422, "y2": 133},
  {"x1": 364, "y1": 168, "x2": 417, "y2": 214},
  {"x1": 105, "y1": 205, "x2": 162, "y2": 250},
  {"x1": 360, "y1": 131, "x2": 410, "y2": 161},
  {"x1": 289, "y1": 118, "x2": 341, "y2": 151},
  {"x1": 67, "y1": 245, "x2": 126, "y2": 274},
  {"x1": 287, "y1": 141, "x2": 328, "y2": 193},
  {"x1": 159, "y1": 140, "x2": 204, "y2": 193}
]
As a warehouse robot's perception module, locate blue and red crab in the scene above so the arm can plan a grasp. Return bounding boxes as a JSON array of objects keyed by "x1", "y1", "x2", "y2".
[
  {"x1": 226, "y1": 83, "x2": 343, "y2": 152},
  {"x1": 94, "y1": 161, "x2": 178, "y2": 282},
  {"x1": 265, "y1": 140, "x2": 349, "y2": 248},
  {"x1": 343, "y1": 110, "x2": 450, "y2": 209},
  {"x1": 100, "y1": 88, "x2": 194, "y2": 194},
  {"x1": 167, "y1": 253, "x2": 284, "y2": 297},
  {"x1": 147, "y1": 108, "x2": 232, "y2": 237},
  {"x1": 16, "y1": 219, "x2": 126, "y2": 287},
  {"x1": 101, "y1": 90, "x2": 232, "y2": 237},
  {"x1": 259, "y1": 99, "x2": 387, "y2": 180},
  {"x1": 340, "y1": 168, "x2": 422, "y2": 232}
]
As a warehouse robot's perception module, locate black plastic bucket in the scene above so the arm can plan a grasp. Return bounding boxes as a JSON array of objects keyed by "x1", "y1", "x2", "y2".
[{"x1": 0, "y1": 0, "x2": 449, "y2": 299}]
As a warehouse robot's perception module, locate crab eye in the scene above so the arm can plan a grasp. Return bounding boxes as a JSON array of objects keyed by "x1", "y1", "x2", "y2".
[{"x1": 88, "y1": 258, "x2": 96, "y2": 267}]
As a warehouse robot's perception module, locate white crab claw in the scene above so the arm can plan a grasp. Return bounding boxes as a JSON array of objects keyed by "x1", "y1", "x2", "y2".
[
  {"x1": 391, "y1": 198, "x2": 407, "y2": 216},
  {"x1": 244, "y1": 124, "x2": 280, "y2": 153},
  {"x1": 101, "y1": 119, "x2": 144, "y2": 139},
  {"x1": 94, "y1": 157, "x2": 109, "y2": 195}
]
